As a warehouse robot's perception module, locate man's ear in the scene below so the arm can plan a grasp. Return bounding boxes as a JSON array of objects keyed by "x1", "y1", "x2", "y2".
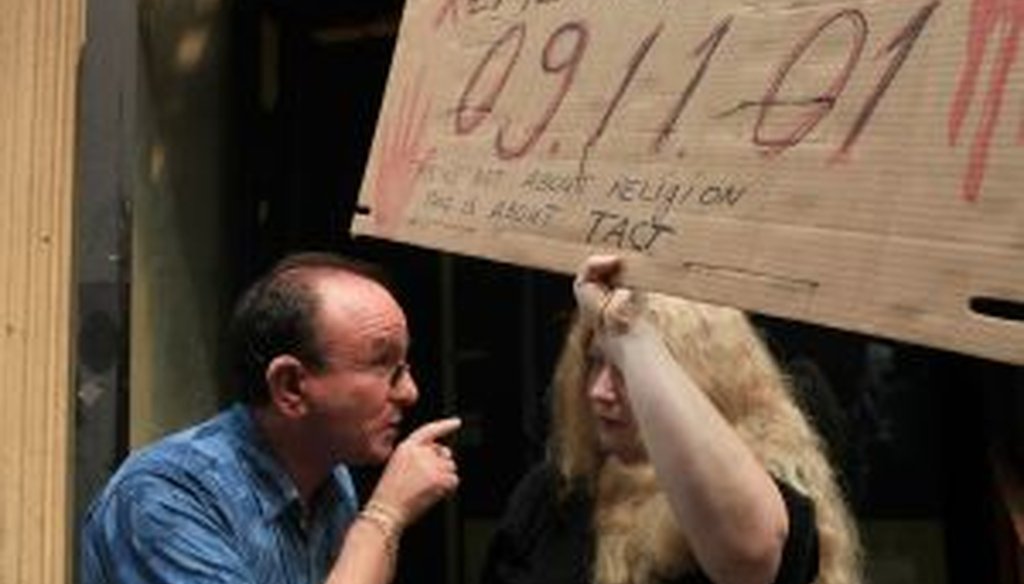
[{"x1": 265, "y1": 355, "x2": 308, "y2": 417}]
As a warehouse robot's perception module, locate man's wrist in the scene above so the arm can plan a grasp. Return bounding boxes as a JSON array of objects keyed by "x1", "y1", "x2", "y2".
[{"x1": 357, "y1": 500, "x2": 404, "y2": 561}]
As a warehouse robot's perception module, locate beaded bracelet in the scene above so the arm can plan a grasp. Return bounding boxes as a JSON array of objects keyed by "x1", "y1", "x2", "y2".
[
  {"x1": 600, "y1": 289, "x2": 636, "y2": 335},
  {"x1": 598, "y1": 291, "x2": 616, "y2": 327}
]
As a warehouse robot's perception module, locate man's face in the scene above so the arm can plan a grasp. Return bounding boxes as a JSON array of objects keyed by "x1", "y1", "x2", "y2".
[{"x1": 302, "y1": 274, "x2": 418, "y2": 465}]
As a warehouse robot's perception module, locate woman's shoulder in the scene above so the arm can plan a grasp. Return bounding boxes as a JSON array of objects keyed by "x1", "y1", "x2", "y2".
[
  {"x1": 482, "y1": 461, "x2": 594, "y2": 584},
  {"x1": 771, "y1": 477, "x2": 821, "y2": 584},
  {"x1": 502, "y1": 461, "x2": 562, "y2": 520},
  {"x1": 498, "y1": 460, "x2": 591, "y2": 535}
]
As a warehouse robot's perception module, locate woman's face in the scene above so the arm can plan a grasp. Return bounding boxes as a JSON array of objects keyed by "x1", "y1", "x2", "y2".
[{"x1": 585, "y1": 347, "x2": 646, "y2": 464}]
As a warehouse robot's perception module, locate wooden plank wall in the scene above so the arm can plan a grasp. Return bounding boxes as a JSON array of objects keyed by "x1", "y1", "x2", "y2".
[{"x1": 0, "y1": 0, "x2": 82, "y2": 583}]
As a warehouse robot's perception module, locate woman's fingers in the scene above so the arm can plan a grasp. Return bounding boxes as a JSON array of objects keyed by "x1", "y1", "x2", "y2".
[{"x1": 573, "y1": 255, "x2": 623, "y2": 320}]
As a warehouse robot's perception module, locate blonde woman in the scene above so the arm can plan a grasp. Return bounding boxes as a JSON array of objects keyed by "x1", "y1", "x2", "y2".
[{"x1": 481, "y1": 256, "x2": 860, "y2": 584}]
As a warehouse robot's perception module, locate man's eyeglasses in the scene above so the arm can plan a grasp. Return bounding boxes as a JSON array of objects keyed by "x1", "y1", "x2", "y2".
[
  {"x1": 387, "y1": 362, "x2": 411, "y2": 389},
  {"x1": 320, "y1": 355, "x2": 411, "y2": 390}
]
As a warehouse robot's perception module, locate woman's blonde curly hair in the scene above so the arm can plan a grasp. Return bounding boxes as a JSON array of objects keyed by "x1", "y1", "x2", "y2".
[{"x1": 549, "y1": 292, "x2": 862, "y2": 584}]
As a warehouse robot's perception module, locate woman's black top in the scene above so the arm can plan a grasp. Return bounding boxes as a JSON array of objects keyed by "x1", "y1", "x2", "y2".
[{"x1": 480, "y1": 463, "x2": 819, "y2": 584}]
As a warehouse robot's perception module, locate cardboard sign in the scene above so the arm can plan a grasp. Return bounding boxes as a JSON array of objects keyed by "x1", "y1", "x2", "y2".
[{"x1": 352, "y1": 0, "x2": 1024, "y2": 365}]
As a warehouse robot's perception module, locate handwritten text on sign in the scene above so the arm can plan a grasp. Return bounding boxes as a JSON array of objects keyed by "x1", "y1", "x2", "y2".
[{"x1": 354, "y1": 0, "x2": 1024, "y2": 364}]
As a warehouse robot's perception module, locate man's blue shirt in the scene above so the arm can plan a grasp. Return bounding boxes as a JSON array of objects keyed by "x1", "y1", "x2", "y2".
[{"x1": 81, "y1": 404, "x2": 358, "y2": 584}]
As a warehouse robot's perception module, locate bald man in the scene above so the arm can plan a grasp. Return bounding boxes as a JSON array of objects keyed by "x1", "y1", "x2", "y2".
[{"x1": 82, "y1": 252, "x2": 459, "y2": 584}]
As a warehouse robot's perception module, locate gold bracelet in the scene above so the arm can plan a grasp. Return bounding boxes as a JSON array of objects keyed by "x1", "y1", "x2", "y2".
[
  {"x1": 364, "y1": 499, "x2": 405, "y2": 528},
  {"x1": 357, "y1": 500, "x2": 403, "y2": 560},
  {"x1": 358, "y1": 510, "x2": 398, "y2": 560}
]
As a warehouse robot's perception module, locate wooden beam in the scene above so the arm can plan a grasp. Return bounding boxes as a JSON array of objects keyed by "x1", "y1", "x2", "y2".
[{"x1": 0, "y1": 0, "x2": 82, "y2": 582}]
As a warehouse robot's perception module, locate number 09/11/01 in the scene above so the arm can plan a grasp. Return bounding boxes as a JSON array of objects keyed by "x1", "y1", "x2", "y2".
[{"x1": 453, "y1": 4, "x2": 938, "y2": 164}]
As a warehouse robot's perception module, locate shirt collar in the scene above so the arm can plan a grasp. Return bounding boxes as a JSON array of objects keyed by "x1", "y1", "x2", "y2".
[{"x1": 224, "y1": 404, "x2": 357, "y2": 523}]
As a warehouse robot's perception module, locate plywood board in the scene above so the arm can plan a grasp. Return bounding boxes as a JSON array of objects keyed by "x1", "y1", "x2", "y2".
[{"x1": 353, "y1": 0, "x2": 1024, "y2": 365}]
